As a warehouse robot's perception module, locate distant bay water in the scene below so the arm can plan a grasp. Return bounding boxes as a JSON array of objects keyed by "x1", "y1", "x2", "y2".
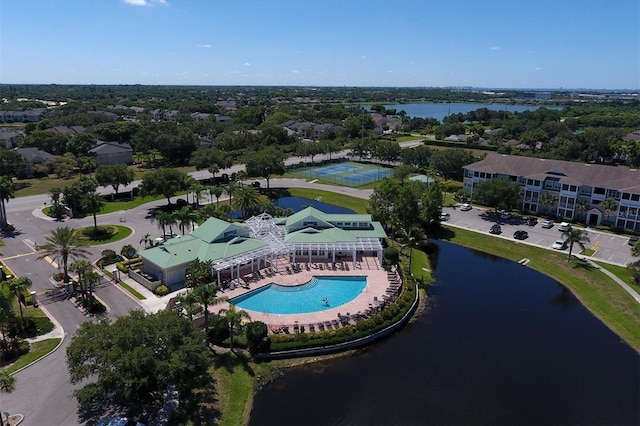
[{"x1": 366, "y1": 102, "x2": 563, "y2": 122}]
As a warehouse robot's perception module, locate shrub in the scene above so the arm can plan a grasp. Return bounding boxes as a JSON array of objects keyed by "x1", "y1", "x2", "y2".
[
  {"x1": 245, "y1": 321, "x2": 270, "y2": 354},
  {"x1": 154, "y1": 284, "x2": 170, "y2": 296},
  {"x1": 120, "y1": 244, "x2": 137, "y2": 260},
  {"x1": 100, "y1": 249, "x2": 123, "y2": 266},
  {"x1": 383, "y1": 246, "x2": 400, "y2": 265},
  {"x1": 208, "y1": 316, "x2": 230, "y2": 343}
]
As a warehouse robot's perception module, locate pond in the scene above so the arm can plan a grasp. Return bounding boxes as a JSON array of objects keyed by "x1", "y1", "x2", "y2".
[
  {"x1": 249, "y1": 241, "x2": 639, "y2": 425},
  {"x1": 274, "y1": 196, "x2": 356, "y2": 214}
]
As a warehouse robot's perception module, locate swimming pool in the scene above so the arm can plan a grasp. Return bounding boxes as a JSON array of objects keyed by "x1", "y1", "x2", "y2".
[{"x1": 231, "y1": 276, "x2": 367, "y2": 314}]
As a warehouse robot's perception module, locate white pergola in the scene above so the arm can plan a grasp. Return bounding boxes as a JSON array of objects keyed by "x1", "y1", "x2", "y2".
[{"x1": 287, "y1": 238, "x2": 383, "y2": 265}]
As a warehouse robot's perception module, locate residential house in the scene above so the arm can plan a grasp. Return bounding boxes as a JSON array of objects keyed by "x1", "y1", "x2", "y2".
[
  {"x1": 463, "y1": 153, "x2": 640, "y2": 230},
  {"x1": 0, "y1": 109, "x2": 46, "y2": 123},
  {"x1": 89, "y1": 141, "x2": 133, "y2": 166},
  {"x1": 16, "y1": 147, "x2": 54, "y2": 175},
  {"x1": 50, "y1": 125, "x2": 86, "y2": 137},
  {"x1": 0, "y1": 131, "x2": 20, "y2": 149}
]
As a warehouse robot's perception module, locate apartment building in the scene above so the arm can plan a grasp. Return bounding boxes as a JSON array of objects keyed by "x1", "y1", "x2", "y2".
[{"x1": 463, "y1": 153, "x2": 640, "y2": 231}]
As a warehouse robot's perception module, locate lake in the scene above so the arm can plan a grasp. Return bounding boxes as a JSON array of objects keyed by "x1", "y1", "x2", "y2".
[
  {"x1": 249, "y1": 241, "x2": 639, "y2": 425},
  {"x1": 368, "y1": 102, "x2": 563, "y2": 122}
]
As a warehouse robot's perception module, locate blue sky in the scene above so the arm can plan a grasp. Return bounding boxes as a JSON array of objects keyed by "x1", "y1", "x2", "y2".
[{"x1": 1, "y1": 0, "x2": 638, "y2": 89}]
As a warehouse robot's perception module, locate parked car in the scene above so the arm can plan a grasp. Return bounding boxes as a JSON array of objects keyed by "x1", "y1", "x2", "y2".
[
  {"x1": 490, "y1": 224, "x2": 502, "y2": 234},
  {"x1": 552, "y1": 240, "x2": 567, "y2": 250},
  {"x1": 460, "y1": 203, "x2": 472, "y2": 211},
  {"x1": 513, "y1": 230, "x2": 528, "y2": 240},
  {"x1": 251, "y1": 181, "x2": 261, "y2": 188},
  {"x1": 440, "y1": 212, "x2": 451, "y2": 221},
  {"x1": 541, "y1": 220, "x2": 554, "y2": 229},
  {"x1": 500, "y1": 211, "x2": 512, "y2": 220},
  {"x1": 628, "y1": 236, "x2": 639, "y2": 246},
  {"x1": 176, "y1": 198, "x2": 188, "y2": 207},
  {"x1": 527, "y1": 217, "x2": 538, "y2": 226},
  {"x1": 558, "y1": 222, "x2": 572, "y2": 232}
]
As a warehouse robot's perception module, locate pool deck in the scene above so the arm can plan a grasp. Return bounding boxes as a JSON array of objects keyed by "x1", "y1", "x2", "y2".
[{"x1": 212, "y1": 256, "x2": 400, "y2": 334}]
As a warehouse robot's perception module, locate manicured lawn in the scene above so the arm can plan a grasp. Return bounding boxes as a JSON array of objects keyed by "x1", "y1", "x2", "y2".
[
  {"x1": 594, "y1": 261, "x2": 640, "y2": 294},
  {"x1": 76, "y1": 225, "x2": 133, "y2": 246},
  {"x1": 4, "y1": 338, "x2": 61, "y2": 374},
  {"x1": 437, "y1": 225, "x2": 640, "y2": 352}
]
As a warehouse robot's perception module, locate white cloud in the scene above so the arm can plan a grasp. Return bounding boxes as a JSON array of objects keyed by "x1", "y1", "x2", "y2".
[
  {"x1": 361, "y1": 56, "x2": 367, "y2": 60},
  {"x1": 386, "y1": 70, "x2": 393, "y2": 73},
  {"x1": 243, "y1": 62, "x2": 251, "y2": 67},
  {"x1": 535, "y1": 67, "x2": 542, "y2": 71},
  {"x1": 122, "y1": 0, "x2": 167, "y2": 6},
  {"x1": 197, "y1": 44, "x2": 213, "y2": 49},
  {"x1": 490, "y1": 46, "x2": 501, "y2": 50},
  {"x1": 291, "y1": 70, "x2": 300, "y2": 74}
]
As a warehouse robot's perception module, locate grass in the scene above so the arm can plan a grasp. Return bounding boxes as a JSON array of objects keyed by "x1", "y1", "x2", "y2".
[
  {"x1": 118, "y1": 280, "x2": 146, "y2": 300},
  {"x1": 76, "y1": 225, "x2": 132, "y2": 246},
  {"x1": 594, "y1": 261, "x2": 640, "y2": 294},
  {"x1": 437, "y1": 225, "x2": 640, "y2": 352},
  {"x1": 4, "y1": 338, "x2": 61, "y2": 374},
  {"x1": 409, "y1": 247, "x2": 435, "y2": 285},
  {"x1": 580, "y1": 248, "x2": 596, "y2": 256}
]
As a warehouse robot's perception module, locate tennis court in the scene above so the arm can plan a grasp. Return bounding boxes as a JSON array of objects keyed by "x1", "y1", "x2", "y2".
[{"x1": 293, "y1": 162, "x2": 392, "y2": 187}]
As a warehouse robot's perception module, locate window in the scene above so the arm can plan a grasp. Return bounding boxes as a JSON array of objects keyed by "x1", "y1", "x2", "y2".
[
  {"x1": 594, "y1": 187, "x2": 605, "y2": 195},
  {"x1": 303, "y1": 221, "x2": 318, "y2": 227},
  {"x1": 223, "y1": 230, "x2": 237, "y2": 238}
]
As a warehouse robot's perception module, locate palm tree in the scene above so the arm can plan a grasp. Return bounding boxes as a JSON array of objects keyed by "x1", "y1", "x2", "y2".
[
  {"x1": 173, "y1": 206, "x2": 196, "y2": 235},
  {"x1": 539, "y1": 191, "x2": 557, "y2": 215},
  {"x1": 152, "y1": 210, "x2": 176, "y2": 238},
  {"x1": 218, "y1": 304, "x2": 251, "y2": 352},
  {"x1": 190, "y1": 284, "x2": 227, "y2": 336},
  {"x1": 139, "y1": 233, "x2": 152, "y2": 249},
  {"x1": 209, "y1": 185, "x2": 224, "y2": 206},
  {"x1": 3, "y1": 276, "x2": 32, "y2": 322},
  {"x1": 81, "y1": 192, "x2": 105, "y2": 231},
  {"x1": 48, "y1": 187, "x2": 64, "y2": 219},
  {"x1": 69, "y1": 259, "x2": 94, "y2": 298},
  {"x1": 0, "y1": 292, "x2": 15, "y2": 359},
  {"x1": 562, "y1": 228, "x2": 591, "y2": 262},
  {"x1": 0, "y1": 370, "x2": 16, "y2": 426},
  {"x1": 0, "y1": 175, "x2": 15, "y2": 229},
  {"x1": 36, "y1": 227, "x2": 90, "y2": 284},
  {"x1": 575, "y1": 199, "x2": 590, "y2": 221},
  {"x1": 601, "y1": 198, "x2": 618, "y2": 225},
  {"x1": 189, "y1": 181, "x2": 205, "y2": 207},
  {"x1": 232, "y1": 187, "x2": 261, "y2": 219}
]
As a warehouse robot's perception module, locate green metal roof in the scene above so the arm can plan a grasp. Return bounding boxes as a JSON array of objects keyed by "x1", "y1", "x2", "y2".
[
  {"x1": 284, "y1": 226, "x2": 358, "y2": 244},
  {"x1": 190, "y1": 217, "x2": 249, "y2": 243},
  {"x1": 349, "y1": 222, "x2": 388, "y2": 239},
  {"x1": 140, "y1": 234, "x2": 267, "y2": 269}
]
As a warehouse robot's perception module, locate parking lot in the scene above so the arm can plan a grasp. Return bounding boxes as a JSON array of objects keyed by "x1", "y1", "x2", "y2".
[{"x1": 441, "y1": 204, "x2": 638, "y2": 266}]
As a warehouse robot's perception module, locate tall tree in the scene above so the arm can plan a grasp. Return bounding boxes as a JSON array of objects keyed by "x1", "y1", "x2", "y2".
[
  {"x1": 3, "y1": 276, "x2": 32, "y2": 322},
  {"x1": 0, "y1": 175, "x2": 15, "y2": 229},
  {"x1": 173, "y1": 206, "x2": 197, "y2": 235},
  {"x1": 81, "y1": 192, "x2": 105, "y2": 230},
  {"x1": 66, "y1": 310, "x2": 212, "y2": 416},
  {"x1": 139, "y1": 168, "x2": 190, "y2": 204},
  {"x1": 562, "y1": 228, "x2": 591, "y2": 262},
  {"x1": 189, "y1": 148, "x2": 231, "y2": 184},
  {"x1": 218, "y1": 304, "x2": 251, "y2": 352},
  {"x1": 243, "y1": 147, "x2": 286, "y2": 189},
  {"x1": 37, "y1": 227, "x2": 90, "y2": 284},
  {"x1": 152, "y1": 210, "x2": 176, "y2": 238},
  {"x1": 208, "y1": 185, "x2": 223, "y2": 206},
  {"x1": 232, "y1": 187, "x2": 261, "y2": 219},
  {"x1": 94, "y1": 164, "x2": 135, "y2": 201},
  {"x1": 189, "y1": 284, "x2": 227, "y2": 336},
  {"x1": 601, "y1": 198, "x2": 618, "y2": 224},
  {"x1": 69, "y1": 259, "x2": 94, "y2": 299},
  {"x1": 474, "y1": 178, "x2": 522, "y2": 212}
]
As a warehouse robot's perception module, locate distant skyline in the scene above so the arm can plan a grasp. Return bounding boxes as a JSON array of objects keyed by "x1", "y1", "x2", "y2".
[{"x1": 1, "y1": 0, "x2": 638, "y2": 90}]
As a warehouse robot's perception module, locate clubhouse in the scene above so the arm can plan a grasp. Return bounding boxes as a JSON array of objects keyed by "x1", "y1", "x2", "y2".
[
  {"x1": 138, "y1": 206, "x2": 387, "y2": 289},
  {"x1": 463, "y1": 153, "x2": 640, "y2": 230}
]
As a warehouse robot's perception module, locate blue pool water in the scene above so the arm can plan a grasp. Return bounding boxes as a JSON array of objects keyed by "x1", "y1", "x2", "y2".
[{"x1": 231, "y1": 276, "x2": 367, "y2": 314}]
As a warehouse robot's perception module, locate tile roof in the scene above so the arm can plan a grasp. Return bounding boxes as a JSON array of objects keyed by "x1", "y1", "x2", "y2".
[{"x1": 466, "y1": 153, "x2": 640, "y2": 194}]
